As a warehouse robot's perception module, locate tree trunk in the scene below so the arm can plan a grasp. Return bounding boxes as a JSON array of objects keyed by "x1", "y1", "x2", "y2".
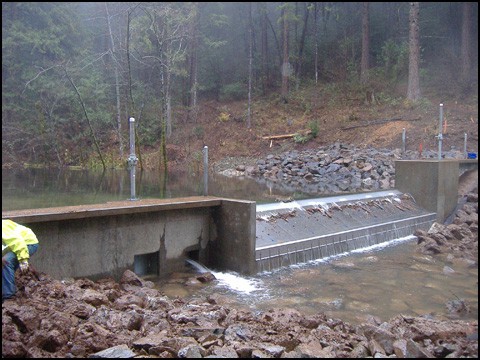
[
  {"x1": 166, "y1": 65, "x2": 172, "y2": 138},
  {"x1": 295, "y1": 2, "x2": 309, "y2": 90},
  {"x1": 407, "y1": 2, "x2": 420, "y2": 102},
  {"x1": 188, "y1": 2, "x2": 199, "y2": 123},
  {"x1": 314, "y1": 2, "x2": 318, "y2": 85},
  {"x1": 460, "y1": 2, "x2": 472, "y2": 89},
  {"x1": 260, "y1": 3, "x2": 269, "y2": 95},
  {"x1": 360, "y1": 2, "x2": 370, "y2": 84},
  {"x1": 126, "y1": 8, "x2": 143, "y2": 170},
  {"x1": 247, "y1": 2, "x2": 253, "y2": 128},
  {"x1": 105, "y1": 3, "x2": 124, "y2": 159},
  {"x1": 281, "y1": 4, "x2": 290, "y2": 103}
]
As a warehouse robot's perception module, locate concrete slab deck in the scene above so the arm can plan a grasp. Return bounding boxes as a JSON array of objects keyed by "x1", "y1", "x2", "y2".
[{"x1": 2, "y1": 196, "x2": 223, "y2": 223}]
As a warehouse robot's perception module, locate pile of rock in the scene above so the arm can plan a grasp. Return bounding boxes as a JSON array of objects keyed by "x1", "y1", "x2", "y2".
[
  {"x1": 2, "y1": 267, "x2": 478, "y2": 358},
  {"x1": 415, "y1": 191, "x2": 478, "y2": 263},
  {"x1": 235, "y1": 143, "x2": 466, "y2": 195}
]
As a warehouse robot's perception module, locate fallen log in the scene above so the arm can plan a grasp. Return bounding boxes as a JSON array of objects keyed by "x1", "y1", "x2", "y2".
[
  {"x1": 262, "y1": 129, "x2": 312, "y2": 140},
  {"x1": 341, "y1": 117, "x2": 421, "y2": 130}
]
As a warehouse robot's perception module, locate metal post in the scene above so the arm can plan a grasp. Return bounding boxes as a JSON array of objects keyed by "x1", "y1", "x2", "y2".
[
  {"x1": 203, "y1": 146, "x2": 208, "y2": 196},
  {"x1": 438, "y1": 104, "x2": 443, "y2": 160},
  {"x1": 402, "y1": 128, "x2": 406, "y2": 158},
  {"x1": 128, "y1": 117, "x2": 138, "y2": 200},
  {"x1": 464, "y1": 133, "x2": 467, "y2": 159}
]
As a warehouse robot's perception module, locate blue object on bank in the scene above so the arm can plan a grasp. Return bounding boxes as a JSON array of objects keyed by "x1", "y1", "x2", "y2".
[{"x1": 467, "y1": 152, "x2": 477, "y2": 159}]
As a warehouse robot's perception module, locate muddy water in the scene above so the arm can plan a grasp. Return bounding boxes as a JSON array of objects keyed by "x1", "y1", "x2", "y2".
[{"x1": 155, "y1": 237, "x2": 478, "y2": 325}]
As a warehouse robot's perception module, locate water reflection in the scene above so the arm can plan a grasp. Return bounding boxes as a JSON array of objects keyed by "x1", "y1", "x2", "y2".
[{"x1": 2, "y1": 167, "x2": 298, "y2": 211}]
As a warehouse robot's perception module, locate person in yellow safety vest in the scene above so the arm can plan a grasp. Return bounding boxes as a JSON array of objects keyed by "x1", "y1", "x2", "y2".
[{"x1": 2, "y1": 219, "x2": 39, "y2": 302}]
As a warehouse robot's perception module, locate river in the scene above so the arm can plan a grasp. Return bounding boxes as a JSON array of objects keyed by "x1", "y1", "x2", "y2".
[{"x1": 2, "y1": 167, "x2": 477, "y2": 325}]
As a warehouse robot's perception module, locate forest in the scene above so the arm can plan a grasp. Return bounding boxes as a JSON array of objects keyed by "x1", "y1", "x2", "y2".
[{"x1": 2, "y1": 2, "x2": 478, "y2": 170}]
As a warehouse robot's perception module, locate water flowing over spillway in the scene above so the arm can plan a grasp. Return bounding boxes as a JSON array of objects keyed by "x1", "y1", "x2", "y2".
[{"x1": 255, "y1": 190, "x2": 436, "y2": 272}]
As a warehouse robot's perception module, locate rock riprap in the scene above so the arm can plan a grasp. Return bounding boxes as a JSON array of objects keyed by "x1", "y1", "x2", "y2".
[{"x1": 224, "y1": 143, "x2": 466, "y2": 196}]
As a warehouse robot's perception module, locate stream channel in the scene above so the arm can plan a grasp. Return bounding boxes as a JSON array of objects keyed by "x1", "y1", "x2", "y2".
[{"x1": 2, "y1": 167, "x2": 478, "y2": 325}]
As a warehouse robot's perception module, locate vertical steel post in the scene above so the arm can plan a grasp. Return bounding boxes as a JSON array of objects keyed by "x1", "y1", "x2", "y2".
[
  {"x1": 438, "y1": 104, "x2": 443, "y2": 160},
  {"x1": 402, "y1": 128, "x2": 406, "y2": 158},
  {"x1": 128, "y1": 117, "x2": 138, "y2": 200},
  {"x1": 203, "y1": 146, "x2": 208, "y2": 196},
  {"x1": 464, "y1": 133, "x2": 467, "y2": 159}
]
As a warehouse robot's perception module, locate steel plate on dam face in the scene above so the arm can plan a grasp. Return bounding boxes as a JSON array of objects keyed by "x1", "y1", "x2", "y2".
[{"x1": 255, "y1": 190, "x2": 435, "y2": 250}]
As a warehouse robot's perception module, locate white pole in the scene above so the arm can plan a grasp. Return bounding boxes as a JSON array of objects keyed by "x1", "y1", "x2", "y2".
[
  {"x1": 128, "y1": 117, "x2": 138, "y2": 200},
  {"x1": 438, "y1": 104, "x2": 443, "y2": 160},
  {"x1": 203, "y1": 146, "x2": 208, "y2": 196}
]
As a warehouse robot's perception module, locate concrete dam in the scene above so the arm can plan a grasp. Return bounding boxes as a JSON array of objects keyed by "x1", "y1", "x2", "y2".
[
  {"x1": 1, "y1": 159, "x2": 476, "y2": 280},
  {"x1": 255, "y1": 190, "x2": 435, "y2": 272}
]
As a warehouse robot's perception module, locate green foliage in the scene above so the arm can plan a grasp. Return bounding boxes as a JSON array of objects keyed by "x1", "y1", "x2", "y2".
[
  {"x1": 375, "y1": 92, "x2": 403, "y2": 107},
  {"x1": 293, "y1": 133, "x2": 310, "y2": 144},
  {"x1": 220, "y1": 82, "x2": 247, "y2": 101},
  {"x1": 308, "y1": 121, "x2": 319, "y2": 138},
  {"x1": 193, "y1": 126, "x2": 204, "y2": 139},
  {"x1": 379, "y1": 39, "x2": 409, "y2": 84},
  {"x1": 1, "y1": 2, "x2": 478, "y2": 168},
  {"x1": 218, "y1": 112, "x2": 230, "y2": 122},
  {"x1": 187, "y1": 150, "x2": 203, "y2": 175}
]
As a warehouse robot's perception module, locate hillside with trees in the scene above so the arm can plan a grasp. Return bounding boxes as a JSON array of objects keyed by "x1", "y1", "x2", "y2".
[{"x1": 2, "y1": 2, "x2": 478, "y2": 172}]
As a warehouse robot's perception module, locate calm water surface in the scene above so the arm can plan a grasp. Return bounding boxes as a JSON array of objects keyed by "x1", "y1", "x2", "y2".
[
  {"x1": 2, "y1": 168, "x2": 478, "y2": 325},
  {"x1": 2, "y1": 167, "x2": 298, "y2": 211}
]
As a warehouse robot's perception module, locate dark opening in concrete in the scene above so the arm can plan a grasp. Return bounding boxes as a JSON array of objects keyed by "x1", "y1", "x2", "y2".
[
  {"x1": 134, "y1": 251, "x2": 159, "y2": 276},
  {"x1": 186, "y1": 249, "x2": 200, "y2": 261}
]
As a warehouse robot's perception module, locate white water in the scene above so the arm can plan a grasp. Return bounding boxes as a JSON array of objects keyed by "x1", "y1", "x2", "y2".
[
  {"x1": 207, "y1": 235, "x2": 416, "y2": 294},
  {"x1": 210, "y1": 271, "x2": 264, "y2": 294},
  {"x1": 157, "y1": 234, "x2": 478, "y2": 325}
]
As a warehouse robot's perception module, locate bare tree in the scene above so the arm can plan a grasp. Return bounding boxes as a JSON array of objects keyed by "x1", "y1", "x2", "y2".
[
  {"x1": 187, "y1": 2, "x2": 199, "y2": 123},
  {"x1": 145, "y1": 4, "x2": 189, "y2": 138},
  {"x1": 407, "y1": 2, "x2": 420, "y2": 102},
  {"x1": 260, "y1": 3, "x2": 269, "y2": 95},
  {"x1": 281, "y1": 3, "x2": 291, "y2": 103},
  {"x1": 104, "y1": 2, "x2": 124, "y2": 159},
  {"x1": 295, "y1": 2, "x2": 310, "y2": 90},
  {"x1": 64, "y1": 66, "x2": 106, "y2": 171}
]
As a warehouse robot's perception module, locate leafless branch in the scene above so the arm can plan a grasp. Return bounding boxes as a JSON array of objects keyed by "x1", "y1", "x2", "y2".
[{"x1": 22, "y1": 64, "x2": 63, "y2": 94}]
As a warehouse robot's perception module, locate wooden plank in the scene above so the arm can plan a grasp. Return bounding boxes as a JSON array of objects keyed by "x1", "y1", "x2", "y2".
[{"x1": 262, "y1": 129, "x2": 312, "y2": 140}]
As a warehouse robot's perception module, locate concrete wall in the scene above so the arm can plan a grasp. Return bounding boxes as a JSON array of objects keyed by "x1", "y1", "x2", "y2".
[
  {"x1": 459, "y1": 159, "x2": 478, "y2": 175},
  {"x1": 2, "y1": 197, "x2": 256, "y2": 281},
  {"x1": 395, "y1": 160, "x2": 460, "y2": 223},
  {"x1": 207, "y1": 199, "x2": 257, "y2": 275}
]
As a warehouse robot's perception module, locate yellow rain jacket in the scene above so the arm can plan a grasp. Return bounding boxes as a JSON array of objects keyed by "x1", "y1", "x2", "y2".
[{"x1": 2, "y1": 220, "x2": 39, "y2": 262}]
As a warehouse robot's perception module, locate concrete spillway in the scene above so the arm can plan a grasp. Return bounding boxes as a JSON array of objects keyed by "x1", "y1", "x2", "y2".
[{"x1": 255, "y1": 190, "x2": 436, "y2": 272}]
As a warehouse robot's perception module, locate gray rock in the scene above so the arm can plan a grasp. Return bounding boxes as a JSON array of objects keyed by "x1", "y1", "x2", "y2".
[{"x1": 89, "y1": 344, "x2": 136, "y2": 358}]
